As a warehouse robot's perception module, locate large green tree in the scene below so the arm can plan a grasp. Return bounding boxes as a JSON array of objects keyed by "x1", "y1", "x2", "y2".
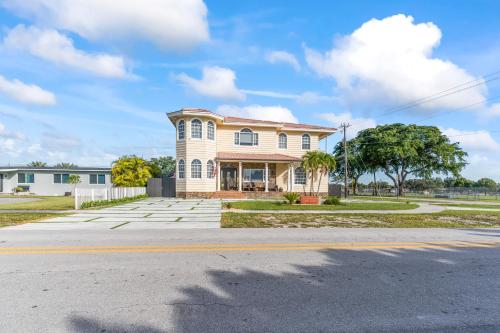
[
  {"x1": 332, "y1": 138, "x2": 367, "y2": 195},
  {"x1": 357, "y1": 124, "x2": 467, "y2": 196},
  {"x1": 27, "y1": 161, "x2": 47, "y2": 167},
  {"x1": 474, "y1": 178, "x2": 497, "y2": 189},
  {"x1": 149, "y1": 156, "x2": 176, "y2": 178},
  {"x1": 112, "y1": 155, "x2": 152, "y2": 187}
]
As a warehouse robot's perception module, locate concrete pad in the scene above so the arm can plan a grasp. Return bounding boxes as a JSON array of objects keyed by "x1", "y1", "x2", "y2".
[
  {"x1": 93, "y1": 217, "x2": 180, "y2": 222},
  {"x1": 42, "y1": 217, "x2": 95, "y2": 222},
  {"x1": 5, "y1": 222, "x2": 118, "y2": 230},
  {"x1": 119, "y1": 222, "x2": 220, "y2": 229}
]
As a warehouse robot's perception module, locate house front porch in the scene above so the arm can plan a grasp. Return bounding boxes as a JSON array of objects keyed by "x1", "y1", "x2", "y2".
[{"x1": 214, "y1": 152, "x2": 303, "y2": 199}]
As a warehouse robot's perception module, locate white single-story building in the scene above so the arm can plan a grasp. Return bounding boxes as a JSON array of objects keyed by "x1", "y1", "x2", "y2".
[{"x1": 0, "y1": 166, "x2": 112, "y2": 196}]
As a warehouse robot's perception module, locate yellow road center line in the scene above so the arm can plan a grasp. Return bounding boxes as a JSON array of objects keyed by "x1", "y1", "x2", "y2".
[{"x1": 0, "y1": 241, "x2": 499, "y2": 255}]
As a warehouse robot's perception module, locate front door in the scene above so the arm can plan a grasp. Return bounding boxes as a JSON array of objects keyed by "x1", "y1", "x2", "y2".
[{"x1": 221, "y1": 167, "x2": 237, "y2": 191}]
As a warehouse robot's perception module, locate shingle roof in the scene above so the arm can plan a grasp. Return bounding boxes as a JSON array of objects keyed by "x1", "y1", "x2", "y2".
[{"x1": 216, "y1": 152, "x2": 301, "y2": 162}]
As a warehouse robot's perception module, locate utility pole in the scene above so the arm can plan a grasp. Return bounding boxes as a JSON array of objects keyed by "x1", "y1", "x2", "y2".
[{"x1": 341, "y1": 123, "x2": 351, "y2": 198}]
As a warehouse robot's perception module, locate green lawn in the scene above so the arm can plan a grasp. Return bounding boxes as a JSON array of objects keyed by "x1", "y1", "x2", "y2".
[
  {"x1": 222, "y1": 210, "x2": 500, "y2": 228},
  {"x1": 0, "y1": 213, "x2": 64, "y2": 227},
  {"x1": 435, "y1": 203, "x2": 500, "y2": 209},
  {"x1": 227, "y1": 200, "x2": 418, "y2": 211},
  {"x1": 0, "y1": 196, "x2": 74, "y2": 210},
  {"x1": 354, "y1": 194, "x2": 500, "y2": 202}
]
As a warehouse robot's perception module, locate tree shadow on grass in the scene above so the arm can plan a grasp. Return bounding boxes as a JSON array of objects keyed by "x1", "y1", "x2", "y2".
[{"x1": 67, "y1": 246, "x2": 500, "y2": 333}]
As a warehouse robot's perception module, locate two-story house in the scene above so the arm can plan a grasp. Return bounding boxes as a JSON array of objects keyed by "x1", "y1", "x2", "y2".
[{"x1": 167, "y1": 108, "x2": 337, "y2": 198}]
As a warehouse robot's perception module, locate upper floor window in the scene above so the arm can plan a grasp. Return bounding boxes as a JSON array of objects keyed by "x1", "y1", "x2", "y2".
[
  {"x1": 191, "y1": 159, "x2": 202, "y2": 179},
  {"x1": 278, "y1": 133, "x2": 287, "y2": 149},
  {"x1": 191, "y1": 119, "x2": 202, "y2": 139},
  {"x1": 54, "y1": 173, "x2": 70, "y2": 184},
  {"x1": 18, "y1": 172, "x2": 35, "y2": 184},
  {"x1": 294, "y1": 167, "x2": 306, "y2": 185},
  {"x1": 207, "y1": 160, "x2": 214, "y2": 178},
  {"x1": 302, "y1": 134, "x2": 311, "y2": 150},
  {"x1": 207, "y1": 121, "x2": 215, "y2": 140},
  {"x1": 234, "y1": 128, "x2": 258, "y2": 146},
  {"x1": 178, "y1": 120, "x2": 185, "y2": 140},
  {"x1": 90, "y1": 174, "x2": 106, "y2": 185},
  {"x1": 178, "y1": 159, "x2": 185, "y2": 179}
]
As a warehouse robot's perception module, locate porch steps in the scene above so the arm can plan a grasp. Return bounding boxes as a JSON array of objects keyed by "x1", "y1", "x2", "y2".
[{"x1": 211, "y1": 191, "x2": 246, "y2": 199}]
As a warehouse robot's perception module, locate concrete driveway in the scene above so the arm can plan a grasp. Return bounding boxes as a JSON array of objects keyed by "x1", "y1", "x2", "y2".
[{"x1": 9, "y1": 198, "x2": 221, "y2": 230}]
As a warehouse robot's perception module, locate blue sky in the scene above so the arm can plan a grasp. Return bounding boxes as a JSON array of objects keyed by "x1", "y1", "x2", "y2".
[{"x1": 0, "y1": 0, "x2": 499, "y2": 181}]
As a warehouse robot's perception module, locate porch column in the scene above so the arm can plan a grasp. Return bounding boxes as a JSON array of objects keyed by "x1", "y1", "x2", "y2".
[
  {"x1": 287, "y1": 164, "x2": 292, "y2": 192},
  {"x1": 290, "y1": 164, "x2": 295, "y2": 191},
  {"x1": 265, "y1": 162, "x2": 269, "y2": 192},
  {"x1": 238, "y1": 162, "x2": 242, "y2": 192},
  {"x1": 216, "y1": 160, "x2": 220, "y2": 191}
]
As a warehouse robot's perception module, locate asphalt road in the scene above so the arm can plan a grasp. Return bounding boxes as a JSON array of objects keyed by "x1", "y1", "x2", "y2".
[{"x1": 1, "y1": 228, "x2": 500, "y2": 333}]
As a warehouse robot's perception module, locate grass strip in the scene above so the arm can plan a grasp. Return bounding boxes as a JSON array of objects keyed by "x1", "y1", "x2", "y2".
[
  {"x1": 0, "y1": 213, "x2": 65, "y2": 228},
  {"x1": 175, "y1": 217, "x2": 182, "y2": 222},
  {"x1": 0, "y1": 196, "x2": 74, "y2": 210},
  {"x1": 228, "y1": 200, "x2": 418, "y2": 211},
  {"x1": 110, "y1": 221, "x2": 131, "y2": 229},
  {"x1": 221, "y1": 210, "x2": 500, "y2": 228}
]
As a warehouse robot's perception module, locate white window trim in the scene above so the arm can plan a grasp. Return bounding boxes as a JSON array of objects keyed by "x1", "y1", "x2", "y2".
[
  {"x1": 233, "y1": 128, "x2": 259, "y2": 147},
  {"x1": 190, "y1": 118, "x2": 203, "y2": 140},
  {"x1": 207, "y1": 121, "x2": 216, "y2": 141},
  {"x1": 53, "y1": 173, "x2": 70, "y2": 184},
  {"x1": 190, "y1": 159, "x2": 203, "y2": 180},
  {"x1": 177, "y1": 119, "x2": 185, "y2": 141},
  {"x1": 301, "y1": 133, "x2": 311, "y2": 150},
  {"x1": 89, "y1": 173, "x2": 106, "y2": 185},
  {"x1": 18, "y1": 172, "x2": 35, "y2": 184},
  {"x1": 178, "y1": 159, "x2": 185, "y2": 179},
  {"x1": 206, "y1": 160, "x2": 215, "y2": 179},
  {"x1": 278, "y1": 132, "x2": 287, "y2": 149}
]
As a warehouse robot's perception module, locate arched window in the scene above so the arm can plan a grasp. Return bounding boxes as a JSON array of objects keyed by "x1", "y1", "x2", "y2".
[
  {"x1": 207, "y1": 121, "x2": 215, "y2": 140},
  {"x1": 177, "y1": 120, "x2": 185, "y2": 140},
  {"x1": 234, "y1": 128, "x2": 258, "y2": 146},
  {"x1": 294, "y1": 167, "x2": 306, "y2": 185},
  {"x1": 302, "y1": 134, "x2": 311, "y2": 150},
  {"x1": 278, "y1": 133, "x2": 287, "y2": 149},
  {"x1": 191, "y1": 159, "x2": 202, "y2": 178},
  {"x1": 207, "y1": 160, "x2": 214, "y2": 178},
  {"x1": 191, "y1": 119, "x2": 202, "y2": 139},
  {"x1": 178, "y1": 159, "x2": 185, "y2": 179}
]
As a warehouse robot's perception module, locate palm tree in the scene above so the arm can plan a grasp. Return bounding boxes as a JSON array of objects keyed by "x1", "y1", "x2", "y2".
[{"x1": 301, "y1": 151, "x2": 336, "y2": 196}]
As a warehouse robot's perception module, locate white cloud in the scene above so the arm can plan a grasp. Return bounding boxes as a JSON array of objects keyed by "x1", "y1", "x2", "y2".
[
  {"x1": 461, "y1": 154, "x2": 500, "y2": 182},
  {"x1": 175, "y1": 66, "x2": 245, "y2": 101},
  {"x1": 0, "y1": 74, "x2": 56, "y2": 106},
  {"x1": 217, "y1": 104, "x2": 299, "y2": 123},
  {"x1": 305, "y1": 14, "x2": 486, "y2": 111},
  {"x1": 442, "y1": 128, "x2": 500, "y2": 153},
  {"x1": 318, "y1": 112, "x2": 376, "y2": 138},
  {"x1": 488, "y1": 103, "x2": 500, "y2": 117},
  {"x1": 266, "y1": 50, "x2": 301, "y2": 71},
  {"x1": 4, "y1": 25, "x2": 129, "y2": 79},
  {"x1": 2, "y1": 0, "x2": 209, "y2": 51},
  {"x1": 0, "y1": 122, "x2": 24, "y2": 140}
]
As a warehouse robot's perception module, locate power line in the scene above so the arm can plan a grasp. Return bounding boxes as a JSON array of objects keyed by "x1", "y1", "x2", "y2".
[{"x1": 376, "y1": 69, "x2": 500, "y2": 118}]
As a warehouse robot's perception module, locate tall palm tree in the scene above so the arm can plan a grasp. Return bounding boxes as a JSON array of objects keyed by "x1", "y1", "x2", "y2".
[{"x1": 301, "y1": 151, "x2": 335, "y2": 196}]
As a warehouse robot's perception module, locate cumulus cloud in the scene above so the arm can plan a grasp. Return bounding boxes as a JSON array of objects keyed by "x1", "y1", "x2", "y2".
[
  {"x1": 217, "y1": 104, "x2": 299, "y2": 123},
  {"x1": 175, "y1": 66, "x2": 245, "y2": 101},
  {"x1": 4, "y1": 25, "x2": 129, "y2": 78},
  {"x1": 2, "y1": 0, "x2": 209, "y2": 51},
  {"x1": 0, "y1": 74, "x2": 56, "y2": 106},
  {"x1": 265, "y1": 50, "x2": 301, "y2": 71},
  {"x1": 0, "y1": 122, "x2": 24, "y2": 140},
  {"x1": 441, "y1": 128, "x2": 500, "y2": 153},
  {"x1": 305, "y1": 14, "x2": 486, "y2": 111},
  {"x1": 318, "y1": 112, "x2": 376, "y2": 139}
]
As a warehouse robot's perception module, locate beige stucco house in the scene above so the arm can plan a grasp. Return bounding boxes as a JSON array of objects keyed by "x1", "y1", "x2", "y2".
[{"x1": 167, "y1": 108, "x2": 336, "y2": 198}]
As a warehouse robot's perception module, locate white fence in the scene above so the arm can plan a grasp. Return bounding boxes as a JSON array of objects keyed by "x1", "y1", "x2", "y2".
[{"x1": 74, "y1": 187, "x2": 146, "y2": 209}]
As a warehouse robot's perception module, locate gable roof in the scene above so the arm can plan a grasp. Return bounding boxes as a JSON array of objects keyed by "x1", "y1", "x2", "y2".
[{"x1": 166, "y1": 108, "x2": 337, "y2": 134}]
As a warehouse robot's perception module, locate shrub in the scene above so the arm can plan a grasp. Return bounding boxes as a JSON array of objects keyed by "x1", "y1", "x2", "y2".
[
  {"x1": 323, "y1": 196, "x2": 341, "y2": 205},
  {"x1": 283, "y1": 192, "x2": 300, "y2": 204},
  {"x1": 80, "y1": 194, "x2": 148, "y2": 209},
  {"x1": 223, "y1": 202, "x2": 233, "y2": 209}
]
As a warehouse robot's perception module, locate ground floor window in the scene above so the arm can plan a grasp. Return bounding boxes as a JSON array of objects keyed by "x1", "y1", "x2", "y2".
[
  {"x1": 89, "y1": 174, "x2": 106, "y2": 184},
  {"x1": 18, "y1": 172, "x2": 35, "y2": 184},
  {"x1": 54, "y1": 173, "x2": 70, "y2": 184},
  {"x1": 243, "y1": 168, "x2": 264, "y2": 182},
  {"x1": 294, "y1": 167, "x2": 306, "y2": 185}
]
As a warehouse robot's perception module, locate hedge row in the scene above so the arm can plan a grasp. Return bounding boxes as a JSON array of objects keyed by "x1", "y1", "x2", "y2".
[{"x1": 80, "y1": 194, "x2": 148, "y2": 209}]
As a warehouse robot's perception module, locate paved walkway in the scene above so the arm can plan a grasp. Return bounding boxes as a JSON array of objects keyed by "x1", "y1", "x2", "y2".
[{"x1": 8, "y1": 198, "x2": 221, "y2": 230}]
